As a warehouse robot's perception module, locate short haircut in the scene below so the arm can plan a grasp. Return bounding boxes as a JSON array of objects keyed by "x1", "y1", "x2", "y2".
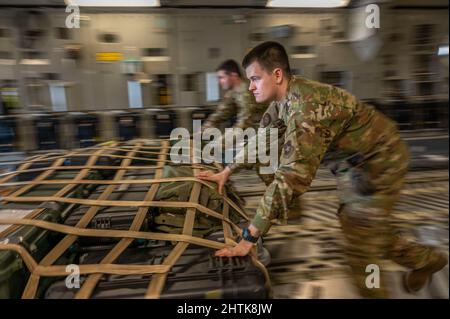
[
  {"x1": 216, "y1": 59, "x2": 242, "y2": 77},
  {"x1": 242, "y1": 41, "x2": 291, "y2": 78}
]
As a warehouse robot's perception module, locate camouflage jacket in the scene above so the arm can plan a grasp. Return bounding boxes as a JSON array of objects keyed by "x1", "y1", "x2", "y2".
[
  {"x1": 229, "y1": 76, "x2": 406, "y2": 235},
  {"x1": 203, "y1": 81, "x2": 267, "y2": 130}
]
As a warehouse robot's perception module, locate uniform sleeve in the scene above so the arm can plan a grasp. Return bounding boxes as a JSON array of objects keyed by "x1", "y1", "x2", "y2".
[
  {"x1": 226, "y1": 126, "x2": 271, "y2": 173},
  {"x1": 202, "y1": 92, "x2": 237, "y2": 130},
  {"x1": 233, "y1": 89, "x2": 267, "y2": 130},
  {"x1": 227, "y1": 102, "x2": 281, "y2": 174},
  {"x1": 227, "y1": 124, "x2": 285, "y2": 175},
  {"x1": 251, "y1": 102, "x2": 353, "y2": 235}
]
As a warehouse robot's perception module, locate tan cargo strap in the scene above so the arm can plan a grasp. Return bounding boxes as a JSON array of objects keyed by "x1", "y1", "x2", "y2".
[
  {"x1": 21, "y1": 142, "x2": 144, "y2": 298},
  {"x1": 0, "y1": 146, "x2": 112, "y2": 237},
  {"x1": 145, "y1": 141, "x2": 202, "y2": 299},
  {"x1": 0, "y1": 217, "x2": 227, "y2": 249},
  {"x1": 0, "y1": 144, "x2": 118, "y2": 238},
  {"x1": 1, "y1": 177, "x2": 229, "y2": 187},
  {"x1": 3, "y1": 143, "x2": 217, "y2": 171},
  {"x1": 0, "y1": 153, "x2": 49, "y2": 184},
  {"x1": 0, "y1": 244, "x2": 171, "y2": 276},
  {"x1": 7, "y1": 148, "x2": 82, "y2": 198},
  {"x1": 0, "y1": 139, "x2": 272, "y2": 299},
  {"x1": 0, "y1": 177, "x2": 248, "y2": 221},
  {"x1": 8, "y1": 152, "x2": 217, "y2": 168},
  {"x1": 0, "y1": 163, "x2": 219, "y2": 179},
  {"x1": 75, "y1": 140, "x2": 169, "y2": 299}
]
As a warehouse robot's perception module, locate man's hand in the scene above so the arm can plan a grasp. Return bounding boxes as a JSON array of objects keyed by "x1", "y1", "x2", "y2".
[
  {"x1": 215, "y1": 225, "x2": 261, "y2": 257},
  {"x1": 196, "y1": 166, "x2": 232, "y2": 195},
  {"x1": 215, "y1": 239, "x2": 253, "y2": 257}
]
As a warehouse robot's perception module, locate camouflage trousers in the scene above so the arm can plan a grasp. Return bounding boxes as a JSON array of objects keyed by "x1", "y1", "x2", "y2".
[{"x1": 334, "y1": 139, "x2": 442, "y2": 298}]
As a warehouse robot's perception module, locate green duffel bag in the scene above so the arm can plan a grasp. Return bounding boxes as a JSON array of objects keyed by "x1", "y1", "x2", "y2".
[{"x1": 152, "y1": 165, "x2": 244, "y2": 237}]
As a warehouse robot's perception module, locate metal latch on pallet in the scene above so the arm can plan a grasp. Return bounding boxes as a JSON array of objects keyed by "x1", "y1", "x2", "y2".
[
  {"x1": 0, "y1": 236, "x2": 23, "y2": 245},
  {"x1": 91, "y1": 217, "x2": 111, "y2": 229},
  {"x1": 38, "y1": 201, "x2": 61, "y2": 212}
]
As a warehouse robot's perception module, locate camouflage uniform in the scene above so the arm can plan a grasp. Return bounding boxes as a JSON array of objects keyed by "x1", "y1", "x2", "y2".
[
  {"x1": 203, "y1": 81, "x2": 267, "y2": 131},
  {"x1": 228, "y1": 76, "x2": 442, "y2": 298},
  {"x1": 203, "y1": 80, "x2": 270, "y2": 184}
]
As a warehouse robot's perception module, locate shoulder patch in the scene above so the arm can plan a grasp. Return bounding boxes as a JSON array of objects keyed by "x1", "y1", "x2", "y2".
[{"x1": 283, "y1": 140, "x2": 294, "y2": 158}]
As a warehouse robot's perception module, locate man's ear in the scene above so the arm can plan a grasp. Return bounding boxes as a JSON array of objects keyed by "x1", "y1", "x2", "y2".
[{"x1": 274, "y1": 68, "x2": 283, "y2": 84}]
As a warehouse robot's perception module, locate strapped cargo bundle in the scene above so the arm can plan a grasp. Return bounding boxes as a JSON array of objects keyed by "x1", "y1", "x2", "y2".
[{"x1": 0, "y1": 139, "x2": 271, "y2": 299}]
